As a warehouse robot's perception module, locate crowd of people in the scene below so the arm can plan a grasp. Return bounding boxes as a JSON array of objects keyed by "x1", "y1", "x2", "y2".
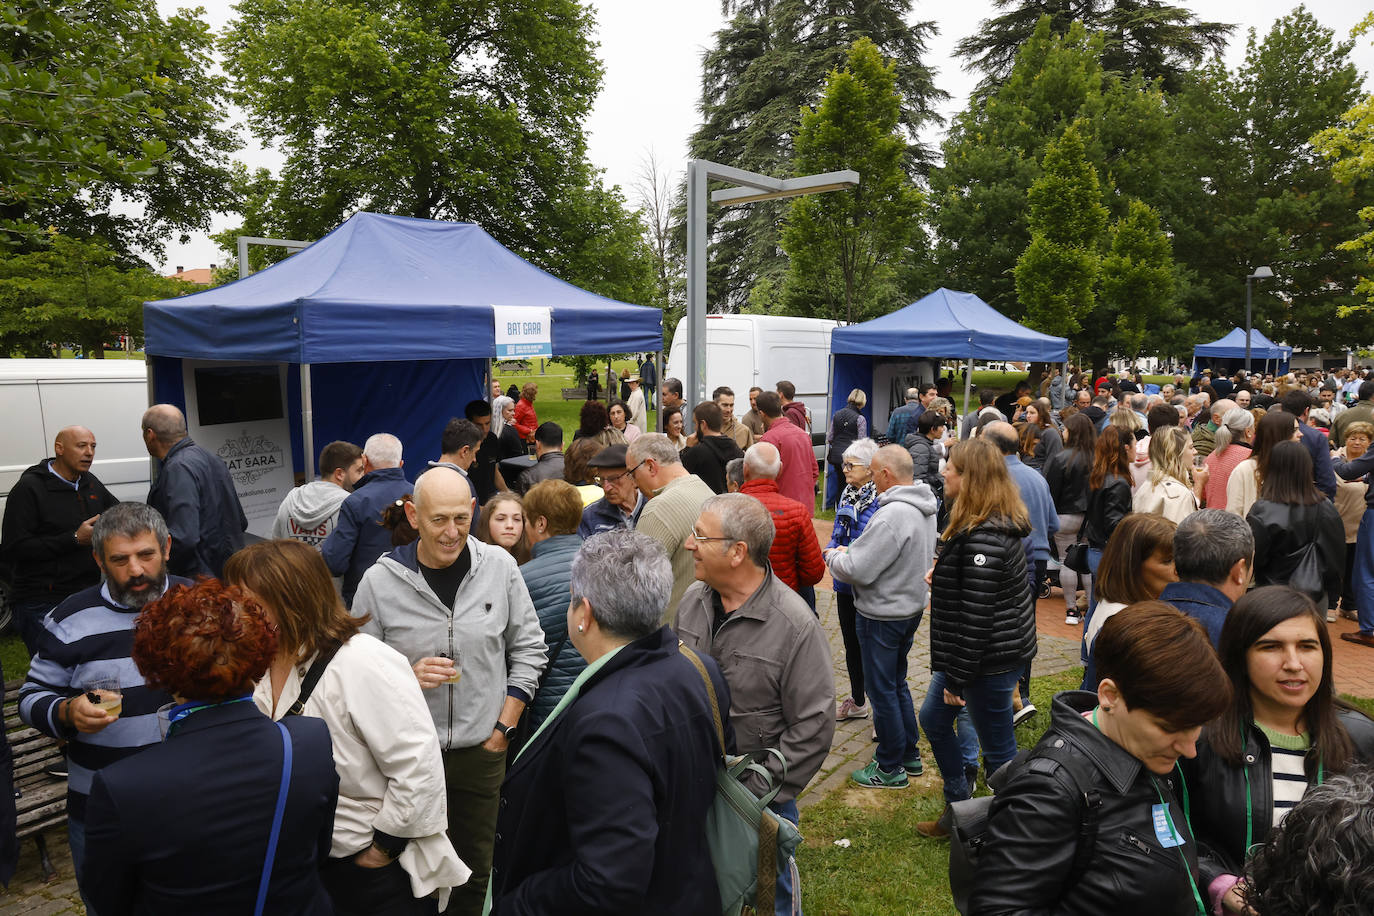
[{"x1": 1, "y1": 362, "x2": 1372, "y2": 915}]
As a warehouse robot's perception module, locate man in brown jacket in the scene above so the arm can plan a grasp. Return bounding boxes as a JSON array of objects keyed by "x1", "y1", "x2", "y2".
[{"x1": 677, "y1": 493, "x2": 835, "y2": 916}]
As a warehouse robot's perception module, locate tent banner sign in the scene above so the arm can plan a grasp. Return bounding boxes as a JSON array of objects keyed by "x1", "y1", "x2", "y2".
[{"x1": 494, "y1": 305, "x2": 553, "y2": 359}]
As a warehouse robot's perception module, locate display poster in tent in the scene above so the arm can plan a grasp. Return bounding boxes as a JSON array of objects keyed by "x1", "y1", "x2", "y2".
[
  {"x1": 180, "y1": 359, "x2": 295, "y2": 539},
  {"x1": 493, "y1": 305, "x2": 553, "y2": 359},
  {"x1": 871, "y1": 358, "x2": 939, "y2": 432}
]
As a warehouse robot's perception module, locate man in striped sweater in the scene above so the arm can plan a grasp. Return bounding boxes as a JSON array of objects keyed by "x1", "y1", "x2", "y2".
[{"x1": 19, "y1": 502, "x2": 185, "y2": 907}]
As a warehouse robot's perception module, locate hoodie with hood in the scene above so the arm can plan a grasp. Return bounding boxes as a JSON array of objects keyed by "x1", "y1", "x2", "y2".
[
  {"x1": 353, "y1": 538, "x2": 547, "y2": 750},
  {"x1": 270, "y1": 480, "x2": 350, "y2": 547},
  {"x1": 827, "y1": 482, "x2": 939, "y2": 621},
  {"x1": 680, "y1": 434, "x2": 744, "y2": 494}
]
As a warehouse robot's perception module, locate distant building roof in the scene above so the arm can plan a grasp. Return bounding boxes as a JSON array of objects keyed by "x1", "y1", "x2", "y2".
[{"x1": 166, "y1": 267, "x2": 214, "y2": 285}]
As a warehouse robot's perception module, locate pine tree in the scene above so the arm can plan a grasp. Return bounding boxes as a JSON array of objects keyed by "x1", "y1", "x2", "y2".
[
  {"x1": 957, "y1": 0, "x2": 1231, "y2": 95},
  {"x1": 780, "y1": 39, "x2": 926, "y2": 323},
  {"x1": 686, "y1": 0, "x2": 943, "y2": 311},
  {"x1": 1014, "y1": 124, "x2": 1106, "y2": 337}
]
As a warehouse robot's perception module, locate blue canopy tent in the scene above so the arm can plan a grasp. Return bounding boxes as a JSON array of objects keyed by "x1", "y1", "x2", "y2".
[
  {"x1": 143, "y1": 212, "x2": 662, "y2": 483},
  {"x1": 829, "y1": 288, "x2": 1069, "y2": 432},
  {"x1": 1191, "y1": 327, "x2": 1292, "y2": 375}
]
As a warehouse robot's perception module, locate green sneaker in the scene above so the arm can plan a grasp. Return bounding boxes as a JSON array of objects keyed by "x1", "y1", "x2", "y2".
[
  {"x1": 903, "y1": 756, "x2": 924, "y2": 777},
  {"x1": 851, "y1": 759, "x2": 909, "y2": 789}
]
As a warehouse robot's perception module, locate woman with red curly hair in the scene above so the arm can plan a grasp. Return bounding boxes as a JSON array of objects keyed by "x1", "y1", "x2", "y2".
[
  {"x1": 81, "y1": 579, "x2": 338, "y2": 916},
  {"x1": 229, "y1": 539, "x2": 468, "y2": 916}
]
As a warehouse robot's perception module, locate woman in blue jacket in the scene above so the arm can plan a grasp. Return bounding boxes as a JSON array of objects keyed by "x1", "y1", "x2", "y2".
[
  {"x1": 827, "y1": 437, "x2": 881, "y2": 721},
  {"x1": 520, "y1": 479, "x2": 587, "y2": 730}
]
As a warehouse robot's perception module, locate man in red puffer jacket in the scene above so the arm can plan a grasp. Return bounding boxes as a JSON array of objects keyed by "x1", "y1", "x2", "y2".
[{"x1": 739, "y1": 442, "x2": 824, "y2": 605}]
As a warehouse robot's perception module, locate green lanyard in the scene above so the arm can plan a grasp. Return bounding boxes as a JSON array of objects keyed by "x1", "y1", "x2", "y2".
[
  {"x1": 1092, "y1": 708, "x2": 1205, "y2": 915},
  {"x1": 1239, "y1": 722, "x2": 1323, "y2": 855},
  {"x1": 1149, "y1": 774, "x2": 1207, "y2": 916}
]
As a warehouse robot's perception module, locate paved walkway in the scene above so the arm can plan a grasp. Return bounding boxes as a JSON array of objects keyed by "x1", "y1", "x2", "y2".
[{"x1": 6, "y1": 531, "x2": 1374, "y2": 911}]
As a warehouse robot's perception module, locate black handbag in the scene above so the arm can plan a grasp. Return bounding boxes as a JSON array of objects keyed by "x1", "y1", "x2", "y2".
[{"x1": 1062, "y1": 517, "x2": 1090, "y2": 575}]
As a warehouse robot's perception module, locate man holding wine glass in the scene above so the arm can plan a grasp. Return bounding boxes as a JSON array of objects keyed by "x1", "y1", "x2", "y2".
[{"x1": 17, "y1": 502, "x2": 187, "y2": 911}]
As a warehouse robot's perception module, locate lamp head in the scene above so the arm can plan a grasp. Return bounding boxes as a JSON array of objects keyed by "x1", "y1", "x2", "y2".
[{"x1": 1249, "y1": 265, "x2": 1274, "y2": 280}]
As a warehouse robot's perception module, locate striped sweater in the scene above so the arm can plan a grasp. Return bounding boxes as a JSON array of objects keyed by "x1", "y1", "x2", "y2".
[{"x1": 18, "y1": 579, "x2": 186, "y2": 818}]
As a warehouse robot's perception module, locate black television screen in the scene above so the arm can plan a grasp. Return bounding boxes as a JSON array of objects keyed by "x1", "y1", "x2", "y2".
[{"x1": 193, "y1": 365, "x2": 284, "y2": 426}]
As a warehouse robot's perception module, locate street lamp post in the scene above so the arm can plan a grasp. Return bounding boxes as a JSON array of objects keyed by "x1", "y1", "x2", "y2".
[
  {"x1": 684, "y1": 161, "x2": 859, "y2": 405},
  {"x1": 1245, "y1": 265, "x2": 1274, "y2": 372}
]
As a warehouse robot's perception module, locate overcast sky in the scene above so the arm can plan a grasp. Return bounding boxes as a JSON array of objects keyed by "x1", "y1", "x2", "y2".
[{"x1": 155, "y1": 0, "x2": 1374, "y2": 274}]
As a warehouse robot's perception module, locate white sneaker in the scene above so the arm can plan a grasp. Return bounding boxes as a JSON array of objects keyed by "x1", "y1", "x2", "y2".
[
  {"x1": 837, "y1": 698, "x2": 871, "y2": 721},
  {"x1": 1065, "y1": 612, "x2": 1079, "y2": 626}
]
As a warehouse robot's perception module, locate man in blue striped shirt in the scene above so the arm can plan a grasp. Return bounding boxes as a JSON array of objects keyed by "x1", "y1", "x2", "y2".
[{"x1": 19, "y1": 502, "x2": 186, "y2": 908}]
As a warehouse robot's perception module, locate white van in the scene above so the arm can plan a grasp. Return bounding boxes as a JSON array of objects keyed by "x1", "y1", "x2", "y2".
[{"x1": 666, "y1": 314, "x2": 837, "y2": 451}]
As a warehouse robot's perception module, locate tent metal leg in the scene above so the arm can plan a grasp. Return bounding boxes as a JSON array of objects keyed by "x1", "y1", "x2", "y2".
[
  {"x1": 962, "y1": 358, "x2": 974, "y2": 438},
  {"x1": 146, "y1": 357, "x2": 159, "y2": 486},
  {"x1": 655, "y1": 350, "x2": 664, "y2": 431},
  {"x1": 301, "y1": 363, "x2": 315, "y2": 479}
]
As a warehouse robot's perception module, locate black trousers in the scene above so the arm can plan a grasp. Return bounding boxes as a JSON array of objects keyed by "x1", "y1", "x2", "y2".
[
  {"x1": 836, "y1": 592, "x2": 866, "y2": 704},
  {"x1": 320, "y1": 856, "x2": 437, "y2": 916}
]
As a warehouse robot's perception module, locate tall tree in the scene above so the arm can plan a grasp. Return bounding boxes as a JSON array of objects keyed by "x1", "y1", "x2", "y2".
[
  {"x1": 1014, "y1": 123, "x2": 1106, "y2": 337},
  {"x1": 932, "y1": 19, "x2": 1173, "y2": 318},
  {"x1": 957, "y1": 0, "x2": 1231, "y2": 95},
  {"x1": 221, "y1": 0, "x2": 656, "y2": 304},
  {"x1": 1313, "y1": 14, "x2": 1374, "y2": 314},
  {"x1": 780, "y1": 39, "x2": 925, "y2": 323},
  {"x1": 1, "y1": 0, "x2": 236, "y2": 258},
  {"x1": 1171, "y1": 6, "x2": 1374, "y2": 351},
  {"x1": 686, "y1": 0, "x2": 943, "y2": 311},
  {"x1": 1093, "y1": 198, "x2": 1176, "y2": 362},
  {"x1": 0, "y1": 233, "x2": 189, "y2": 357}
]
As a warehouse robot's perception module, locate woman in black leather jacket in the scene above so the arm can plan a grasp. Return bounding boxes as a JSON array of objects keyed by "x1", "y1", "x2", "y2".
[
  {"x1": 1245, "y1": 442, "x2": 1344, "y2": 614},
  {"x1": 1081, "y1": 425, "x2": 1133, "y2": 657},
  {"x1": 971, "y1": 602, "x2": 1230, "y2": 916},
  {"x1": 918, "y1": 438, "x2": 1036, "y2": 831},
  {"x1": 1180, "y1": 587, "x2": 1374, "y2": 916}
]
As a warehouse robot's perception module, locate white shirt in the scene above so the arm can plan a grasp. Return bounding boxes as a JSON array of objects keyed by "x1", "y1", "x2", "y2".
[{"x1": 254, "y1": 634, "x2": 469, "y2": 905}]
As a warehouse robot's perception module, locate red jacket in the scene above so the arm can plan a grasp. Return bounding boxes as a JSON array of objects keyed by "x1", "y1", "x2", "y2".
[
  {"x1": 740, "y1": 478, "x2": 824, "y2": 592},
  {"x1": 514, "y1": 398, "x2": 538, "y2": 440}
]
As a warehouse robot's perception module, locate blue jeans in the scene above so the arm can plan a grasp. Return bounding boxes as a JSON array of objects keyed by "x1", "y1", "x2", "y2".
[
  {"x1": 798, "y1": 585, "x2": 816, "y2": 614},
  {"x1": 956, "y1": 708, "x2": 980, "y2": 769},
  {"x1": 768, "y1": 799, "x2": 801, "y2": 916},
  {"x1": 69, "y1": 814, "x2": 98, "y2": 915},
  {"x1": 919, "y1": 670, "x2": 1020, "y2": 804},
  {"x1": 855, "y1": 613, "x2": 921, "y2": 771},
  {"x1": 1355, "y1": 510, "x2": 1374, "y2": 635}
]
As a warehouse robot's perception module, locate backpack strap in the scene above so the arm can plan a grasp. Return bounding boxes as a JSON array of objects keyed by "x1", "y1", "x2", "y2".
[
  {"x1": 284, "y1": 638, "x2": 342, "y2": 717},
  {"x1": 1028, "y1": 739, "x2": 1102, "y2": 881}
]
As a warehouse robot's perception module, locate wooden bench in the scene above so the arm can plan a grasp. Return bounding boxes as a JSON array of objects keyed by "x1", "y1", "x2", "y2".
[
  {"x1": 560, "y1": 387, "x2": 588, "y2": 401},
  {"x1": 6, "y1": 678, "x2": 66, "y2": 880},
  {"x1": 495, "y1": 360, "x2": 530, "y2": 373}
]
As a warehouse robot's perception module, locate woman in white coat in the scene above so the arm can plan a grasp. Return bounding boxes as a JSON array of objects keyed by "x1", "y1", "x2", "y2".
[
  {"x1": 228, "y1": 540, "x2": 469, "y2": 916},
  {"x1": 1133, "y1": 426, "x2": 1207, "y2": 524}
]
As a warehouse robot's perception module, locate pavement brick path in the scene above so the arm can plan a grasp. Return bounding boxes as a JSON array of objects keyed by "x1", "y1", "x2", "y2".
[{"x1": 5, "y1": 521, "x2": 1374, "y2": 910}]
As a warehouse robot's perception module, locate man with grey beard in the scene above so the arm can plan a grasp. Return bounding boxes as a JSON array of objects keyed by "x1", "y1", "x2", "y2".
[{"x1": 18, "y1": 502, "x2": 185, "y2": 911}]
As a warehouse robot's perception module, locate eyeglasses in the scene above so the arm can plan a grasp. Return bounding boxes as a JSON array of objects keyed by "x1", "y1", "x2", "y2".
[
  {"x1": 841, "y1": 462, "x2": 867, "y2": 472},
  {"x1": 689, "y1": 526, "x2": 736, "y2": 544},
  {"x1": 626, "y1": 459, "x2": 648, "y2": 479},
  {"x1": 592, "y1": 469, "x2": 630, "y2": 486}
]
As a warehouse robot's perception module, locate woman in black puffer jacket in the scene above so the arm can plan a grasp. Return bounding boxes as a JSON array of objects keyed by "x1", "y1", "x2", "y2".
[
  {"x1": 970, "y1": 603, "x2": 1230, "y2": 916},
  {"x1": 917, "y1": 438, "x2": 1036, "y2": 834}
]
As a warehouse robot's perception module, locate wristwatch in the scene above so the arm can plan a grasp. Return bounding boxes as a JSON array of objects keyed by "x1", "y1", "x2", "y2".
[{"x1": 494, "y1": 721, "x2": 516, "y2": 740}]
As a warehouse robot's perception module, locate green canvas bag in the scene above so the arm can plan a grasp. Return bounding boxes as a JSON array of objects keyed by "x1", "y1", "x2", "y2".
[{"x1": 679, "y1": 644, "x2": 803, "y2": 916}]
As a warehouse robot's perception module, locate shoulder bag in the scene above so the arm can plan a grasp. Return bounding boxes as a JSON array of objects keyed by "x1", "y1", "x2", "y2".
[{"x1": 679, "y1": 644, "x2": 802, "y2": 916}]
